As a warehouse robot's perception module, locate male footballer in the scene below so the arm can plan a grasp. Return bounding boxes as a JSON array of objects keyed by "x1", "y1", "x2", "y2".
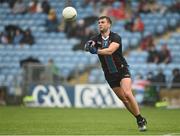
[{"x1": 85, "y1": 16, "x2": 147, "y2": 131}]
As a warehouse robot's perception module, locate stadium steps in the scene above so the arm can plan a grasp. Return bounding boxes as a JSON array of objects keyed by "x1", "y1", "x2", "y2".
[{"x1": 69, "y1": 71, "x2": 89, "y2": 85}]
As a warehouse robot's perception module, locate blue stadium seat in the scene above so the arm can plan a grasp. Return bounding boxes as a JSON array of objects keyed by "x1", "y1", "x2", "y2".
[
  {"x1": 144, "y1": 26, "x2": 155, "y2": 35},
  {"x1": 130, "y1": 37, "x2": 139, "y2": 48},
  {"x1": 0, "y1": 75, "x2": 6, "y2": 83},
  {"x1": 156, "y1": 25, "x2": 165, "y2": 35},
  {"x1": 169, "y1": 18, "x2": 178, "y2": 28},
  {"x1": 173, "y1": 56, "x2": 180, "y2": 64},
  {"x1": 88, "y1": 68, "x2": 106, "y2": 83},
  {"x1": 89, "y1": 55, "x2": 99, "y2": 65}
]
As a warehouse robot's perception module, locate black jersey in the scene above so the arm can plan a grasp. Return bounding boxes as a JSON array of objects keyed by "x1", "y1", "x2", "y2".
[{"x1": 91, "y1": 31, "x2": 128, "y2": 74}]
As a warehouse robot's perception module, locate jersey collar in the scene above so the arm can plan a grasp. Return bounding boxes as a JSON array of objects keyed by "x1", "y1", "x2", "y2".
[
  {"x1": 100, "y1": 31, "x2": 112, "y2": 40},
  {"x1": 102, "y1": 35, "x2": 109, "y2": 40}
]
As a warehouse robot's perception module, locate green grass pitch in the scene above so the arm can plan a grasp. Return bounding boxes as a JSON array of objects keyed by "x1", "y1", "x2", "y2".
[{"x1": 0, "y1": 107, "x2": 180, "y2": 135}]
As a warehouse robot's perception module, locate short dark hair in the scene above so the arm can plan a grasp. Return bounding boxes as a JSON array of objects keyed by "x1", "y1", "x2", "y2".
[{"x1": 98, "y1": 16, "x2": 112, "y2": 25}]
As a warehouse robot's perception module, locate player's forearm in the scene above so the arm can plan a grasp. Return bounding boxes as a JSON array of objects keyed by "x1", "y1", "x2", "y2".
[
  {"x1": 97, "y1": 48, "x2": 113, "y2": 55},
  {"x1": 97, "y1": 42, "x2": 119, "y2": 55}
]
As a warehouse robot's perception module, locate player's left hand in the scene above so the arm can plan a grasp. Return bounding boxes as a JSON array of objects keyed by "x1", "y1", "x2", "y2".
[
  {"x1": 89, "y1": 46, "x2": 98, "y2": 54},
  {"x1": 84, "y1": 40, "x2": 98, "y2": 54},
  {"x1": 84, "y1": 40, "x2": 95, "y2": 51}
]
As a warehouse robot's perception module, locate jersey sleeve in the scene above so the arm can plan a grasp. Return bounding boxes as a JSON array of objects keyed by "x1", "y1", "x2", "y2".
[
  {"x1": 90, "y1": 35, "x2": 97, "y2": 41},
  {"x1": 111, "y1": 33, "x2": 122, "y2": 46}
]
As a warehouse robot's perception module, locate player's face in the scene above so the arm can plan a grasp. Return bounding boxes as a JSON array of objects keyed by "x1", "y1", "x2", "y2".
[{"x1": 98, "y1": 18, "x2": 110, "y2": 33}]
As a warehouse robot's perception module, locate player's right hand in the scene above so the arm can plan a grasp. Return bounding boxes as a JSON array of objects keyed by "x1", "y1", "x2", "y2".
[{"x1": 84, "y1": 40, "x2": 95, "y2": 51}]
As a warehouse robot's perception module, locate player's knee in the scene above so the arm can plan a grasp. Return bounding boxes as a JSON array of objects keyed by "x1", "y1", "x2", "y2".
[
  {"x1": 118, "y1": 95, "x2": 129, "y2": 103},
  {"x1": 123, "y1": 91, "x2": 132, "y2": 100}
]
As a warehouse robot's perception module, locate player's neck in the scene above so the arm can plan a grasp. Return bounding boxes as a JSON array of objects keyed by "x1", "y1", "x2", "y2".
[{"x1": 101, "y1": 29, "x2": 110, "y2": 39}]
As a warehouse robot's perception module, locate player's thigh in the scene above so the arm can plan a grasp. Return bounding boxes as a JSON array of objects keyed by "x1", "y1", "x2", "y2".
[{"x1": 112, "y1": 87, "x2": 121, "y2": 94}]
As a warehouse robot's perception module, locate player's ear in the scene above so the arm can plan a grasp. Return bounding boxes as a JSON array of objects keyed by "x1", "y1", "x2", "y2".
[{"x1": 108, "y1": 23, "x2": 111, "y2": 28}]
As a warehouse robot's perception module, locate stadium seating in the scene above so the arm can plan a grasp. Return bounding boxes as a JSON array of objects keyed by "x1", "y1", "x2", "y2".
[
  {"x1": 0, "y1": 0, "x2": 180, "y2": 94},
  {"x1": 88, "y1": 3, "x2": 180, "y2": 83},
  {"x1": 0, "y1": 1, "x2": 99, "y2": 94}
]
